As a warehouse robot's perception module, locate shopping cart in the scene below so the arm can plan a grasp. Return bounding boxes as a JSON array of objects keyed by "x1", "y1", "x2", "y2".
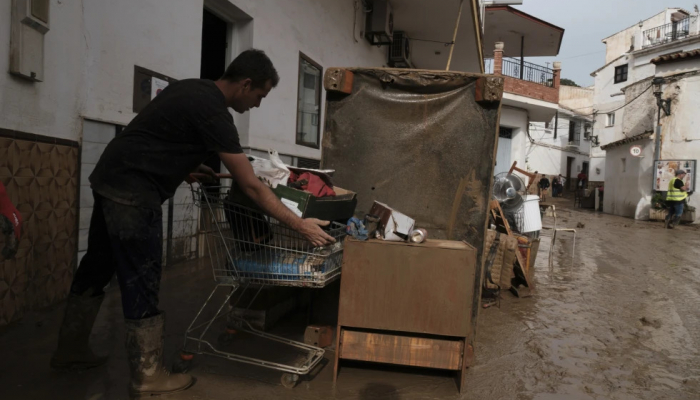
[{"x1": 173, "y1": 174, "x2": 347, "y2": 388}]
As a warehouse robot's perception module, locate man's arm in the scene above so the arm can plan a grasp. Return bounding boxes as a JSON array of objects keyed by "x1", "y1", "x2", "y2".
[{"x1": 219, "y1": 152, "x2": 335, "y2": 247}]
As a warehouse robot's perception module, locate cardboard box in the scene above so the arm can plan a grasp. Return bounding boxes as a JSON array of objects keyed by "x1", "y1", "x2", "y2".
[
  {"x1": 368, "y1": 201, "x2": 415, "y2": 241},
  {"x1": 227, "y1": 183, "x2": 357, "y2": 223}
]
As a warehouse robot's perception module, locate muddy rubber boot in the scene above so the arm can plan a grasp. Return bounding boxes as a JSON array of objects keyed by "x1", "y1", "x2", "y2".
[
  {"x1": 671, "y1": 215, "x2": 682, "y2": 228},
  {"x1": 50, "y1": 293, "x2": 108, "y2": 371},
  {"x1": 665, "y1": 216, "x2": 672, "y2": 229},
  {"x1": 125, "y1": 313, "x2": 194, "y2": 398}
]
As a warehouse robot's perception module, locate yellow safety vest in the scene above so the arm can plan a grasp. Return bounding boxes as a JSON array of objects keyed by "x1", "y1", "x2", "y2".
[{"x1": 667, "y1": 178, "x2": 688, "y2": 202}]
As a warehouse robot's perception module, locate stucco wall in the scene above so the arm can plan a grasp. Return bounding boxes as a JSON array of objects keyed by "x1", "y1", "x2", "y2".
[
  {"x1": 500, "y1": 107, "x2": 529, "y2": 172},
  {"x1": 657, "y1": 58, "x2": 700, "y2": 76},
  {"x1": 0, "y1": 0, "x2": 86, "y2": 142},
  {"x1": 230, "y1": 0, "x2": 387, "y2": 159},
  {"x1": 602, "y1": 11, "x2": 668, "y2": 63},
  {"x1": 527, "y1": 113, "x2": 591, "y2": 180},
  {"x1": 559, "y1": 86, "x2": 594, "y2": 114},
  {"x1": 659, "y1": 73, "x2": 700, "y2": 217},
  {"x1": 603, "y1": 139, "x2": 654, "y2": 219}
]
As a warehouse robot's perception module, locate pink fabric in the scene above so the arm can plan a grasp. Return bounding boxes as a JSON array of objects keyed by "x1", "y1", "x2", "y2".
[{"x1": 0, "y1": 182, "x2": 21, "y2": 240}]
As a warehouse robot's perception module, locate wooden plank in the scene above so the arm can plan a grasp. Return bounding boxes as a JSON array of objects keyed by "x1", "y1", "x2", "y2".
[
  {"x1": 339, "y1": 329, "x2": 463, "y2": 371},
  {"x1": 338, "y1": 239, "x2": 476, "y2": 337}
]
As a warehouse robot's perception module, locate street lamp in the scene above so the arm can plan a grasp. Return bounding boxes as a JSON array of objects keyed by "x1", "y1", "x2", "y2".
[
  {"x1": 652, "y1": 77, "x2": 672, "y2": 116},
  {"x1": 652, "y1": 77, "x2": 672, "y2": 169}
]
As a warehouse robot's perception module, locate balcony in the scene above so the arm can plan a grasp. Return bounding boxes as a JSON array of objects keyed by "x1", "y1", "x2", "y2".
[
  {"x1": 485, "y1": 57, "x2": 554, "y2": 87},
  {"x1": 485, "y1": 42, "x2": 560, "y2": 121},
  {"x1": 642, "y1": 16, "x2": 699, "y2": 49}
]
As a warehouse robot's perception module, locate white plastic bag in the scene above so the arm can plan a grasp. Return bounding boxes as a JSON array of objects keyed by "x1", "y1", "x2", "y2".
[{"x1": 249, "y1": 150, "x2": 290, "y2": 188}]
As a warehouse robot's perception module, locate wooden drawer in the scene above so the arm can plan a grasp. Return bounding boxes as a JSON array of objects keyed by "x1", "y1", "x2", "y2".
[{"x1": 339, "y1": 329, "x2": 464, "y2": 371}]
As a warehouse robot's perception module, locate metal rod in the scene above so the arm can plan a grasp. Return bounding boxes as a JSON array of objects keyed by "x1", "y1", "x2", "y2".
[
  {"x1": 445, "y1": 0, "x2": 465, "y2": 71},
  {"x1": 520, "y1": 36, "x2": 525, "y2": 80}
]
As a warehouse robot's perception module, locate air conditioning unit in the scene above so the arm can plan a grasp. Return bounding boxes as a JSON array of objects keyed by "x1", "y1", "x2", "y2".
[
  {"x1": 365, "y1": 0, "x2": 394, "y2": 46},
  {"x1": 388, "y1": 31, "x2": 412, "y2": 68}
]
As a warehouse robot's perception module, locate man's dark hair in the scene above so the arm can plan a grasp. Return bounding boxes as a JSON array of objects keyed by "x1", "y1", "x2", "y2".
[{"x1": 221, "y1": 49, "x2": 280, "y2": 89}]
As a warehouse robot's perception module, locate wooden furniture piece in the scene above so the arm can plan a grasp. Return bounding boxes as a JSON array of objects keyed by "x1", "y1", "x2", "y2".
[{"x1": 334, "y1": 238, "x2": 478, "y2": 393}]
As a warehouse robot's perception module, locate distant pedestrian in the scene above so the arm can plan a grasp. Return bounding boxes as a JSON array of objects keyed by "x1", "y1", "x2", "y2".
[
  {"x1": 558, "y1": 174, "x2": 566, "y2": 196},
  {"x1": 538, "y1": 175, "x2": 551, "y2": 201},
  {"x1": 552, "y1": 176, "x2": 561, "y2": 197},
  {"x1": 665, "y1": 170, "x2": 689, "y2": 229},
  {"x1": 577, "y1": 171, "x2": 588, "y2": 189}
]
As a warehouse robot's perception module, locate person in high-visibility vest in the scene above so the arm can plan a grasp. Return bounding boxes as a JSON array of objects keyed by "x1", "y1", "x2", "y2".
[{"x1": 665, "y1": 170, "x2": 689, "y2": 229}]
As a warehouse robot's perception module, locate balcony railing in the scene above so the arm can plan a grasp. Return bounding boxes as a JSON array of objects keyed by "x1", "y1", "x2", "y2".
[
  {"x1": 485, "y1": 57, "x2": 554, "y2": 87},
  {"x1": 643, "y1": 16, "x2": 698, "y2": 48}
]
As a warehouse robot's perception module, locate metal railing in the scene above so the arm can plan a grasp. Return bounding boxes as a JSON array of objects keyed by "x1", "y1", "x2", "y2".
[
  {"x1": 503, "y1": 57, "x2": 554, "y2": 87},
  {"x1": 643, "y1": 16, "x2": 698, "y2": 48},
  {"x1": 485, "y1": 57, "x2": 554, "y2": 87}
]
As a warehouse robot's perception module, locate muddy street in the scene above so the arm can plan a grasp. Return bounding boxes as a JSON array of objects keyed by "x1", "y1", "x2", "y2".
[{"x1": 1, "y1": 198, "x2": 699, "y2": 400}]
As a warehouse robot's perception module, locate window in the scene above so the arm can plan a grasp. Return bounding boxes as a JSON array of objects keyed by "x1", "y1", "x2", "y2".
[
  {"x1": 545, "y1": 122, "x2": 550, "y2": 129},
  {"x1": 614, "y1": 64, "x2": 628, "y2": 84},
  {"x1": 606, "y1": 112, "x2": 615, "y2": 127},
  {"x1": 584, "y1": 123, "x2": 592, "y2": 139},
  {"x1": 499, "y1": 127, "x2": 513, "y2": 139},
  {"x1": 621, "y1": 158, "x2": 627, "y2": 173},
  {"x1": 296, "y1": 53, "x2": 322, "y2": 148},
  {"x1": 568, "y1": 121, "x2": 580, "y2": 144}
]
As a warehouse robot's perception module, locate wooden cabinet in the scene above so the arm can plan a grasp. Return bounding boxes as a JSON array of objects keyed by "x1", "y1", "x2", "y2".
[{"x1": 334, "y1": 238, "x2": 478, "y2": 393}]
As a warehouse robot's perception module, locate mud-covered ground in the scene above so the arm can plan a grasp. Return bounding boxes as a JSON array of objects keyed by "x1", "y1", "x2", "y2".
[{"x1": 1, "y1": 197, "x2": 699, "y2": 399}]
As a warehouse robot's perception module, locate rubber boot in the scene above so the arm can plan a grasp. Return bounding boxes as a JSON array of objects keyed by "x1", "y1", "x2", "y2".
[
  {"x1": 665, "y1": 215, "x2": 672, "y2": 229},
  {"x1": 125, "y1": 313, "x2": 194, "y2": 398},
  {"x1": 672, "y1": 215, "x2": 682, "y2": 228},
  {"x1": 50, "y1": 293, "x2": 108, "y2": 370}
]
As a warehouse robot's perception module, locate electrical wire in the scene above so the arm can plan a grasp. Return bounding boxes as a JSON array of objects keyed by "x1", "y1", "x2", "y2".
[{"x1": 565, "y1": 83, "x2": 653, "y2": 115}]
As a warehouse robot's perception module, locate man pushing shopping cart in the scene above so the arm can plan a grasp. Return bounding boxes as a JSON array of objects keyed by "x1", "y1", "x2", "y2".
[{"x1": 50, "y1": 49, "x2": 334, "y2": 397}]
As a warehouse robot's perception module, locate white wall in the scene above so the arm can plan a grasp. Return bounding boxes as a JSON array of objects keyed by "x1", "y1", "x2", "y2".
[
  {"x1": 659, "y1": 73, "x2": 700, "y2": 217},
  {"x1": 499, "y1": 107, "x2": 528, "y2": 171},
  {"x1": 0, "y1": 0, "x2": 85, "y2": 141},
  {"x1": 656, "y1": 58, "x2": 700, "y2": 76},
  {"x1": 602, "y1": 10, "x2": 671, "y2": 63},
  {"x1": 603, "y1": 139, "x2": 654, "y2": 219},
  {"x1": 527, "y1": 113, "x2": 591, "y2": 183},
  {"x1": 229, "y1": 0, "x2": 386, "y2": 159},
  {"x1": 81, "y1": 0, "x2": 203, "y2": 126}
]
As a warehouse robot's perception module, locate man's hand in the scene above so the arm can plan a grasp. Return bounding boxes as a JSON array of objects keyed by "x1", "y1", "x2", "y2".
[
  {"x1": 196, "y1": 164, "x2": 218, "y2": 180},
  {"x1": 298, "y1": 218, "x2": 336, "y2": 247}
]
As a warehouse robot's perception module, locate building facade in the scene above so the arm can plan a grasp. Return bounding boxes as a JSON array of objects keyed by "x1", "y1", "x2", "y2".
[
  {"x1": 591, "y1": 8, "x2": 700, "y2": 221},
  {"x1": 483, "y1": 5, "x2": 565, "y2": 180},
  {"x1": 0, "y1": 0, "x2": 488, "y2": 326}
]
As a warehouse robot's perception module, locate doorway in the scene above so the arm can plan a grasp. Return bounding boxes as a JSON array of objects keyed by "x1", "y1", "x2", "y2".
[
  {"x1": 201, "y1": 8, "x2": 229, "y2": 173},
  {"x1": 494, "y1": 127, "x2": 514, "y2": 176},
  {"x1": 566, "y1": 157, "x2": 574, "y2": 191},
  {"x1": 582, "y1": 161, "x2": 589, "y2": 175}
]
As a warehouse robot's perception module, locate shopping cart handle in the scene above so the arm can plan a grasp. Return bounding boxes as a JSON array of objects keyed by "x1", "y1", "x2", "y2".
[{"x1": 186, "y1": 173, "x2": 233, "y2": 183}]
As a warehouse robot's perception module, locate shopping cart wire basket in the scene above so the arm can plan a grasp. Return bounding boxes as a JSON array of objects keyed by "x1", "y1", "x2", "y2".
[{"x1": 174, "y1": 175, "x2": 347, "y2": 388}]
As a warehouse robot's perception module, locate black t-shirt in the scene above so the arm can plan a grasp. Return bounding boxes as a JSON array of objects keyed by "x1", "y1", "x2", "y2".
[
  {"x1": 539, "y1": 178, "x2": 550, "y2": 188},
  {"x1": 90, "y1": 79, "x2": 242, "y2": 208},
  {"x1": 674, "y1": 179, "x2": 685, "y2": 189}
]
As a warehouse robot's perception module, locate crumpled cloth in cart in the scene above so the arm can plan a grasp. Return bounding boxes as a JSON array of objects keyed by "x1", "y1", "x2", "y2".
[
  {"x1": 288, "y1": 171, "x2": 336, "y2": 197},
  {"x1": 0, "y1": 182, "x2": 22, "y2": 259}
]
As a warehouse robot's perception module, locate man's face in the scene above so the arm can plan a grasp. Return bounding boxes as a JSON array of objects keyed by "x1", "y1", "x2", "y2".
[{"x1": 231, "y1": 79, "x2": 273, "y2": 113}]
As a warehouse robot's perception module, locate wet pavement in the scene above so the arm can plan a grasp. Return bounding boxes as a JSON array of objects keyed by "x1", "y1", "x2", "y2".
[{"x1": 1, "y1": 197, "x2": 699, "y2": 399}]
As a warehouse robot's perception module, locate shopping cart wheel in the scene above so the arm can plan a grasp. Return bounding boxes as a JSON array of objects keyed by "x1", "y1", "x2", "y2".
[
  {"x1": 218, "y1": 329, "x2": 237, "y2": 345},
  {"x1": 172, "y1": 353, "x2": 193, "y2": 373},
  {"x1": 280, "y1": 373, "x2": 299, "y2": 389}
]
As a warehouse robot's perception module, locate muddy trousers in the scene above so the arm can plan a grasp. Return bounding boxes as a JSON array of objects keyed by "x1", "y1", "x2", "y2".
[
  {"x1": 70, "y1": 191, "x2": 163, "y2": 320},
  {"x1": 666, "y1": 201, "x2": 684, "y2": 224}
]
